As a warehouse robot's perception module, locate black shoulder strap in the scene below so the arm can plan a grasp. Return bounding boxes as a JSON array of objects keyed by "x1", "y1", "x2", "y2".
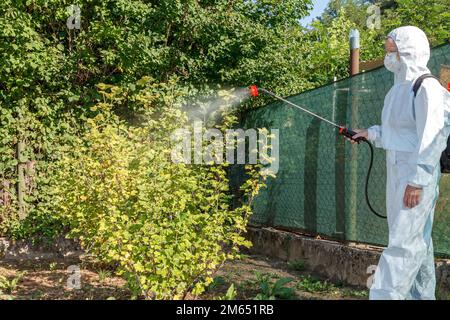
[{"x1": 413, "y1": 74, "x2": 440, "y2": 97}]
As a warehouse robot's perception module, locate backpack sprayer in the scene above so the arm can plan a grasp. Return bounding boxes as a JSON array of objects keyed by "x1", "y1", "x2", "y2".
[{"x1": 248, "y1": 85, "x2": 386, "y2": 219}]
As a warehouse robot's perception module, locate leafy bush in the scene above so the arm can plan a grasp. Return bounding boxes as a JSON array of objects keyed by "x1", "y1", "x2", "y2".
[{"x1": 50, "y1": 79, "x2": 271, "y2": 299}]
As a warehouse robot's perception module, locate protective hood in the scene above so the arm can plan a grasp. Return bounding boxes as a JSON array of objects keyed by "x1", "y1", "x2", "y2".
[{"x1": 387, "y1": 26, "x2": 431, "y2": 84}]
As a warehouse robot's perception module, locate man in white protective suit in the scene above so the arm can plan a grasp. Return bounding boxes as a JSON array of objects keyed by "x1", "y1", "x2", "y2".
[{"x1": 350, "y1": 26, "x2": 450, "y2": 300}]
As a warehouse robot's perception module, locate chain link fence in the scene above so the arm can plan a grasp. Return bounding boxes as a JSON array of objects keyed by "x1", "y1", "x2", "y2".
[{"x1": 232, "y1": 43, "x2": 449, "y2": 257}]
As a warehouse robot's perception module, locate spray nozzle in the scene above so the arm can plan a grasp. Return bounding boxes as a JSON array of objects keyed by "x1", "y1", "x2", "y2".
[
  {"x1": 249, "y1": 85, "x2": 259, "y2": 97},
  {"x1": 339, "y1": 127, "x2": 365, "y2": 143}
]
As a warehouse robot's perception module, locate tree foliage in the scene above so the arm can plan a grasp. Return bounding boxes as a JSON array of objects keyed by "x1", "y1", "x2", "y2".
[{"x1": 0, "y1": 0, "x2": 313, "y2": 235}]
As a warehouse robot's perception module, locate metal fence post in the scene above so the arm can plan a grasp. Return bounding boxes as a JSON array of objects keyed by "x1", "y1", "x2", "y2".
[{"x1": 346, "y1": 29, "x2": 361, "y2": 241}]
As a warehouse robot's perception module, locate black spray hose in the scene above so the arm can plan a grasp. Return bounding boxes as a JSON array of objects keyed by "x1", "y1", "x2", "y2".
[
  {"x1": 339, "y1": 128, "x2": 386, "y2": 219},
  {"x1": 363, "y1": 140, "x2": 387, "y2": 219}
]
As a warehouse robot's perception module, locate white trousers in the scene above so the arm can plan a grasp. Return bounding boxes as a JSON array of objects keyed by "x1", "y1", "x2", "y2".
[{"x1": 369, "y1": 150, "x2": 440, "y2": 300}]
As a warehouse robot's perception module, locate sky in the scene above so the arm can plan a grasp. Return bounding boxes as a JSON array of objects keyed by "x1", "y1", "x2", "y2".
[{"x1": 299, "y1": 0, "x2": 331, "y2": 26}]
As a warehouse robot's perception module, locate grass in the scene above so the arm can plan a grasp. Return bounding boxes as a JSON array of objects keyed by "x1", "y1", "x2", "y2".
[
  {"x1": 0, "y1": 271, "x2": 26, "y2": 294},
  {"x1": 296, "y1": 275, "x2": 336, "y2": 293},
  {"x1": 287, "y1": 259, "x2": 306, "y2": 272},
  {"x1": 223, "y1": 270, "x2": 370, "y2": 300},
  {"x1": 97, "y1": 269, "x2": 112, "y2": 283},
  {"x1": 296, "y1": 275, "x2": 369, "y2": 298},
  {"x1": 341, "y1": 288, "x2": 369, "y2": 298},
  {"x1": 49, "y1": 262, "x2": 58, "y2": 271}
]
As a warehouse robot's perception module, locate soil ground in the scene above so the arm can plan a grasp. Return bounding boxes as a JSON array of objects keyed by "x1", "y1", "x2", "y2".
[{"x1": 0, "y1": 254, "x2": 368, "y2": 300}]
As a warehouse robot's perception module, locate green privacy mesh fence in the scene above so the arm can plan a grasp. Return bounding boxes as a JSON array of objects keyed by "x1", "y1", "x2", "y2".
[{"x1": 232, "y1": 43, "x2": 450, "y2": 257}]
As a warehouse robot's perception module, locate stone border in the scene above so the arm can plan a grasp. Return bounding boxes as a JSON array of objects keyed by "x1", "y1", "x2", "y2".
[
  {"x1": 0, "y1": 236, "x2": 83, "y2": 261},
  {"x1": 245, "y1": 226, "x2": 449, "y2": 293}
]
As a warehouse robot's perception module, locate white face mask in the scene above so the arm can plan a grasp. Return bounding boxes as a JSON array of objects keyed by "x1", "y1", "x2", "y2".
[{"x1": 384, "y1": 52, "x2": 401, "y2": 73}]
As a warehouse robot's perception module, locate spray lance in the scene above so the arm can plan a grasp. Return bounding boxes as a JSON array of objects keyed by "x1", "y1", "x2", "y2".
[{"x1": 248, "y1": 85, "x2": 386, "y2": 219}]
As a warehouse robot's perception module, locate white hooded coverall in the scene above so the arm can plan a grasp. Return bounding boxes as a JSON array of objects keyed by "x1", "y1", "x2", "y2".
[{"x1": 367, "y1": 26, "x2": 449, "y2": 300}]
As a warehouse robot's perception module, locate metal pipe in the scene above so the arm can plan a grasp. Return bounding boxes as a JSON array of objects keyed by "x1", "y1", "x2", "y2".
[{"x1": 349, "y1": 29, "x2": 360, "y2": 75}]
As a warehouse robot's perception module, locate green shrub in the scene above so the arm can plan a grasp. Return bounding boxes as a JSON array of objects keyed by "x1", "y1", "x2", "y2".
[
  {"x1": 253, "y1": 272, "x2": 296, "y2": 300},
  {"x1": 50, "y1": 80, "x2": 270, "y2": 299}
]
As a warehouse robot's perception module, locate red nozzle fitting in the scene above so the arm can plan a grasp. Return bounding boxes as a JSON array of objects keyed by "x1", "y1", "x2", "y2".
[{"x1": 249, "y1": 85, "x2": 259, "y2": 97}]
